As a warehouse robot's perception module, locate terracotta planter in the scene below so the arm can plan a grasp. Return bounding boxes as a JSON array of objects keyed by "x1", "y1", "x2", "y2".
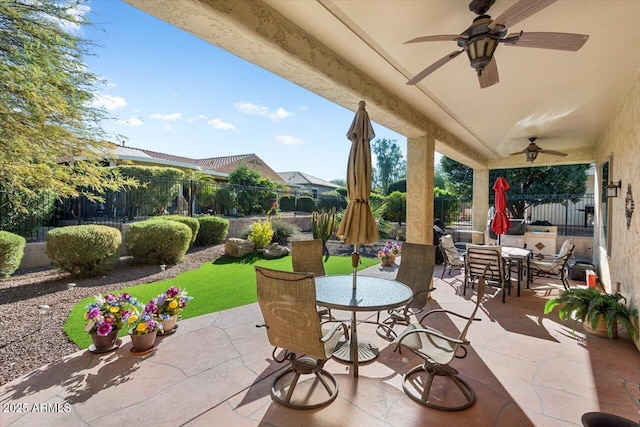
[
  {"x1": 583, "y1": 316, "x2": 617, "y2": 338},
  {"x1": 390, "y1": 254, "x2": 397, "y2": 264},
  {"x1": 380, "y1": 258, "x2": 393, "y2": 267},
  {"x1": 162, "y1": 315, "x2": 178, "y2": 332},
  {"x1": 91, "y1": 329, "x2": 118, "y2": 351},
  {"x1": 130, "y1": 330, "x2": 158, "y2": 352}
]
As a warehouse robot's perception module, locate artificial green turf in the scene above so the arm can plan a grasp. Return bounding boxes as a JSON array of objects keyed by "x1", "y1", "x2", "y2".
[{"x1": 65, "y1": 254, "x2": 378, "y2": 349}]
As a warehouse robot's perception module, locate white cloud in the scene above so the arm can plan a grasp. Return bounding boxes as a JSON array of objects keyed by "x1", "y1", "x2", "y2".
[
  {"x1": 197, "y1": 114, "x2": 208, "y2": 120},
  {"x1": 299, "y1": 105, "x2": 309, "y2": 112},
  {"x1": 275, "y1": 135, "x2": 304, "y2": 146},
  {"x1": 268, "y1": 107, "x2": 293, "y2": 121},
  {"x1": 91, "y1": 94, "x2": 127, "y2": 111},
  {"x1": 208, "y1": 118, "x2": 235, "y2": 130},
  {"x1": 150, "y1": 112, "x2": 182, "y2": 121},
  {"x1": 234, "y1": 102, "x2": 293, "y2": 122},
  {"x1": 234, "y1": 102, "x2": 269, "y2": 116},
  {"x1": 55, "y1": 3, "x2": 90, "y2": 34},
  {"x1": 121, "y1": 117, "x2": 144, "y2": 126},
  {"x1": 163, "y1": 124, "x2": 176, "y2": 132}
]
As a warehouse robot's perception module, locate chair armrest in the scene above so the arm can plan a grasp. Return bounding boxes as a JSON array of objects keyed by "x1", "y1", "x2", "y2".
[
  {"x1": 418, "y1": 308, "x2": 481, "y2": 324},
  {"x1": 394, "y1": 326, "x2": 469, "y2": 351},
  {"x1": 321, "y1": 321, "x2": 349, "y2": 342}
]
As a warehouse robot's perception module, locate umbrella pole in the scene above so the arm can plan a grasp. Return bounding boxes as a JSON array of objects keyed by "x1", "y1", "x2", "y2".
[{"x1": 351, "y1": 246, "x2": 359, "y2": 291}]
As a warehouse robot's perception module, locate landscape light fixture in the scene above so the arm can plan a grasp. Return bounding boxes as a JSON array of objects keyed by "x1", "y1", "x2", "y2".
[{"x1": 37, "y1": 304, "x2": 50, "y2": 332}]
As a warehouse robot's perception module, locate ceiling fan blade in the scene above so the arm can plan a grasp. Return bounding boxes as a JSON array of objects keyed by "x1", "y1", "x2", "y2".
[
  {"x1": 489, "y1": 0, "x2": 557, "y2": 30},
  {"x1": 407, "y1": 50, "x2": 463, "y2": 85},
  {"x1": 478, "y1": 56, "x2": 499, "y2": 88},
  {"x1": 405, "y1": 35, "x2": 466, "y2": 44},
  {"x1": 504, "y1": 32, "x2": 589, "y2": 51},
  {"x1": 510, "y1": 151, "x2": 525, "y2": 156},
  {"x1": 539, "y1": 149, "x2": 568, "y2": 157}
]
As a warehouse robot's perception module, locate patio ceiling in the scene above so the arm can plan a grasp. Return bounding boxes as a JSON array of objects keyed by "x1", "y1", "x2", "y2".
[{"x1": 125, "y1": 0, "x2": 640, "y2": 169}]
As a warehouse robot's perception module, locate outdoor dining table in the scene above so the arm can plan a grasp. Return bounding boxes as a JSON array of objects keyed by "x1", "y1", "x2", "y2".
[
  {"x1": 315, "y1": 274, "x2": 412, "y2": 378},
  {"x1": 501, "y1": 246, "x2": 532, "y2": 297}
]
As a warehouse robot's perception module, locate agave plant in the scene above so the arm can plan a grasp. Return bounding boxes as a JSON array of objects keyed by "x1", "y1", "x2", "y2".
[{"x1": 544, "y1": 287, "x2": 638, "y2": 339}]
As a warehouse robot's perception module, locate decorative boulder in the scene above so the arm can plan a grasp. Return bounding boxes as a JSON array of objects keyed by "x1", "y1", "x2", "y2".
[
  {"x1": 225, "y1": 238, "x2": 255, "y2": 257},
  {"x1": 263, "y1": 243, "x2": 291, "y2": 259}
]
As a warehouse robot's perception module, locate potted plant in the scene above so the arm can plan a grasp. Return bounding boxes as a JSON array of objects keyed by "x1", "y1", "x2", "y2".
[
  {"x1": 153, "y1": 286, "x2": 192, "y2": 333},
  {"x1": 377, "y1": 241, "x2": 402, "y2": 266},
  {"x1": 123, "y1": 300, "x2": 162, "y2": 352},
  {"x1": 84, "y1": 292, "x2": 139, "y2": 352},
  {"x1": 544, "y1": 287, "x2": 638, "y2": 339}
]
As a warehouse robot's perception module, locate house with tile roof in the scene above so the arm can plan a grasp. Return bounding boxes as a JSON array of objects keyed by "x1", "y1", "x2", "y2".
[
  {"x1": 103, "y1": 144, "x2": 286, "y2": 184},
  {"x1": 278, "y1": 171, "x2": 340, "y2": 197}
]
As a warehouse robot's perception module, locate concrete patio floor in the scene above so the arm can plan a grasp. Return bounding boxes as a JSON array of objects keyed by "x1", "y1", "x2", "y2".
[{"x1": 1, "y1": 262, "x2": 639, "y2": 426}]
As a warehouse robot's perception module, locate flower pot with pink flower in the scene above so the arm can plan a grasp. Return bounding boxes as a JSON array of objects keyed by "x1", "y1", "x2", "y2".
[
  {"x1": 124, "y1": 300, "x2": 162, "y2": 354},
  {"x1": 84, "y1": 292, "x2": 139, "y2": 353},
  {"x1": 153, "y1": 286, "x2": 193, "y2": 335}
]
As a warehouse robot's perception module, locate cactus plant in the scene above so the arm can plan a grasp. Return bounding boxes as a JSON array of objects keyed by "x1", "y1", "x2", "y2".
[{"x1": 312, "y1": 208, "x2": 337, "y2": 260}]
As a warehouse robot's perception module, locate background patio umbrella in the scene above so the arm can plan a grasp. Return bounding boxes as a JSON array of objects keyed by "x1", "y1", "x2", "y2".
[
  {"x1": 337, "y1": 100, "x2": 380, "y2": 289},
  {"x1": 491, "y1": 176, "x2": 511, "y2": 245}
]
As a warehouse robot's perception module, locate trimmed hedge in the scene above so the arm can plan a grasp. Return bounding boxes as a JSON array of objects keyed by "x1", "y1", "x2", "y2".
[
  {"x1": 149, "y1": 215, "x2": 200, "y2": 245},
  {"x1": 296, "y1": 196, "x2": 316, "y2": 212},
  {"x1": 125, "y1": 220, "x2": 192, "y2": 265},
  {"x1": 279, "y1": 195, "x2": 296, "y2": 212},
  {"x1": 46, "y1": 225, "x2": 122, "y2": 277},
  {"x1": 196, "y1": 216, "x2": 229, "y2": 246},
  {"x1": 0, "y1": 231, "x2": 26, "y2": 277}
]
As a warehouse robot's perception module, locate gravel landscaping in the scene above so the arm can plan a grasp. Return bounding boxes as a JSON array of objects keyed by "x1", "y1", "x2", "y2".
[{"x1": 0, "y1": 234, "x2": 388, "y2": 386}]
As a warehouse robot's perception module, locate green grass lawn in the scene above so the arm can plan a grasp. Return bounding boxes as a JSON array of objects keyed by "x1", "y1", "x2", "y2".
[{"x1": 66, "y1": 254, "x2": 378, "y2": 349}]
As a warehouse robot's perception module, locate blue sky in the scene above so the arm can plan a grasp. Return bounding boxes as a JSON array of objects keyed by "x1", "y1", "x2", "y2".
[{"x1": 81, "y1": 0, "x2": 435, "y2": 182}]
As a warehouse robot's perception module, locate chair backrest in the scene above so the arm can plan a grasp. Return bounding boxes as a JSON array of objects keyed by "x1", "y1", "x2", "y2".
[
  {"x1": 291, "y1": 239, "x2": 326, "y2": 277},
  {"x1": 255, "y1": 266, "x2": 326, "y2": 359},
  {"x1": 395, "y1": 243, "x2": 436, "y2": 309},
  {"x1": 458, "y1": 273, "x2": 486, "y2": 343},
  {"x1": 557, "y1": 239, "x2": 574, "y2": 260},
  {"x1": 465, "y1": 244, "x2": 504, "y2": 283},
  {"x1": 440, "y1": 234, "x2": 461, "y2": 265}
]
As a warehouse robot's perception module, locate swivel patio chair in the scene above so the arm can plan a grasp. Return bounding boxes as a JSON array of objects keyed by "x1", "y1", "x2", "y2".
[
  {"x1": 394, "y1": 270, "x2": 485, "y2": 411},
  {"x1": 439, "y1": 234, "x2": 465, "y2": 281},
  {"x1": 527, "y1": 239, "x2": 575, "y2": 291},
  {"x1": 464, "y1": 244, "x2": 508, "y2": 303},
  {"x1": 255, "y1": 266, "x2": 348, "y2": 409},
  {"x1": 291, "y1": 239, "x2": 332, "y2": 319},
  {"x1": 376, "y1": 243, "x2": 437, "y2": 340}
]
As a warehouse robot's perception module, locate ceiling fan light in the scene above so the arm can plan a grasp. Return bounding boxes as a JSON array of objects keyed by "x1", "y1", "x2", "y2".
[
  {"x1": 466, "y1": 35, "x2": 498, "y2": 73},
  {"x1": 526, "y1": 150, "x2": 538, "y2": 163}
]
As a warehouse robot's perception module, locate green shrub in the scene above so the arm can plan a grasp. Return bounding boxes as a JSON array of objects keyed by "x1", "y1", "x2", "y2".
[
  {"x1": 279, "y1": 195, "x2": 296, "y2": 211},
  {"x1": 384, "y1": 191, "x2": 406, "y2": 225},
  {"x1": 149, "y1": 215, "x2": 200, "y2": 245},
  {"x1": 196, "y1": 216, "x2": 229, "y2": 246},
  {"x1": 0, "y1": 231, "x2": 26, "y2": 277},
  {"x1": 248, "y1": 219, "x2": 274, "y2": 249},
  {"x1": 126, "y1": 220, "x2": 192, "y2": 265},
  {"x1": 296, "y1": 196, "x2": 316, "y2": 212},
  {"x1": 369, "y1": 193, "x2": 385, "y2": 205},
  {"x1": 270, "y1": 219, "x2": 298, "y2": 245},
  {"x1": 317, "y1": 191, "x2": 347, "y2": 211},
  {"x1": 46, "y1": 225, "x2": 122, "y2": 277}
]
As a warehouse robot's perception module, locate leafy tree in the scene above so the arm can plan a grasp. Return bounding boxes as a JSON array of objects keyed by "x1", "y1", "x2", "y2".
[
  {"x1": 0, "y1": 1, "x2": 135, "y2": 216},
  {"x1": 434, "y1": 164, "x2": 446, "y2": 189},
  {"x1": 439, "y1": 157, "x2": 590, "y2": 218},
  {"x1": 372, "y1": 138, "x2": 406, "y2": 195},
  {"x1": 228, "y1": 163, "x2": 278, "y2": 214},
  {"x1": 384, "y1": 191, "x2": 406, "y2": 225},
  {"x1": 116, "y1": 166, "x2": 184, "y2": 218},
  {"x1": 330, "y1": 179, "x2": 345, "y2": 187},
  {"x1": 439, "y1": 157, "x2": 474, "y2": 198}
]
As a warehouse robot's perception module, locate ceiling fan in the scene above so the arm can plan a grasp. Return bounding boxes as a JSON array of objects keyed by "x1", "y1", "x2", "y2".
[
  {"x1": 510, "y1": 137, "x2": 568, "y2": 163},
  {"x1": 405, "y1": 0, "x2": 589, "y2": 88}
]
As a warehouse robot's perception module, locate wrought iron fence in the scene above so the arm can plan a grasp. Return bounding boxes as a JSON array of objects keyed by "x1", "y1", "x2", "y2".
[{"x1": 1, "y1": 180, "x2": 594, "y2": 242}]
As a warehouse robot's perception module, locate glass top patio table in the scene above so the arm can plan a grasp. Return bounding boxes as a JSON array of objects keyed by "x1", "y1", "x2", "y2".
[{"x1": 315, "y1": 275, "x2": 412, "y2": 377}]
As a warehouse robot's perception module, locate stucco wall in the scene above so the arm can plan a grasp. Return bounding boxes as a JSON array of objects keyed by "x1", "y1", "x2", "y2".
[{"x1": 595, "y1": 71, "x2": 640, "y2": 316}]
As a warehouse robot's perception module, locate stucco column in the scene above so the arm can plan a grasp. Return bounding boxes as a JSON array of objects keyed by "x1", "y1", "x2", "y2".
[
  {"x1": 406, "y1": 135, "x2": 435, "y2": 244},
  {"x1": 472, "y1": 168, "x2": 489, "y2": 244}
]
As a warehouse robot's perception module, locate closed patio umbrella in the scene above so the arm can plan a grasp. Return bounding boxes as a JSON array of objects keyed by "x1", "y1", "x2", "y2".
[
  {"x1": 491, "y1": 177, "x2": 511, "y2": 245},
  {"x1": 337, "y1": 100, "x2": 380, "y2": 290}
]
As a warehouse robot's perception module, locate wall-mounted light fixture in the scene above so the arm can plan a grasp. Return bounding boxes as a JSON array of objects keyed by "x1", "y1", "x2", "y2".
[{"x1": 607, "y1": 180, "x2": 622, "y2": 198}]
